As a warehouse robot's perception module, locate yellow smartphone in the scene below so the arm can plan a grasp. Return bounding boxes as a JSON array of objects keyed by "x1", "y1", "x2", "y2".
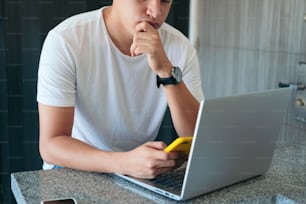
[{"x1": 164, "y1": 137, "x2": 193, "y2": 155}]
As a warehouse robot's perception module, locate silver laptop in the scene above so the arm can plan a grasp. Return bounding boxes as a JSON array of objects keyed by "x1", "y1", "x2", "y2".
[{"x1": 114, "y1": 88, "x2": 292, "y2": 201}]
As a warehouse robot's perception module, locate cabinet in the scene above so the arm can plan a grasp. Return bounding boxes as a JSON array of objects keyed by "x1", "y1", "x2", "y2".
[
  {"x1": 190, "y1": 0, "x2": 306, "y2": 98},
  {"x1": 189, "y1": 0, "x2": 306, "y2": 144}
]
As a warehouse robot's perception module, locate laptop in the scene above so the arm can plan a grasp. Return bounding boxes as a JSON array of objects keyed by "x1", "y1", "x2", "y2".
[{"x1": 114, "y1": 88, "x2": 292, "y2": 201}]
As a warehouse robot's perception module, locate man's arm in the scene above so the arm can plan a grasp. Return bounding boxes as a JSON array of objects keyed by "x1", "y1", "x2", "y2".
[
  {"x1": 130, "y1": 22, "x2": 200, "y2": 136},
  {"x1": 161, "y1": 82, "x2": 200, "y2": 136},
  {"x1": 38, "y1": 103, "x2": 185, "y2": 178},
  {"x1": 38, "y1": 103, "x2": 113, "y2": 172}
]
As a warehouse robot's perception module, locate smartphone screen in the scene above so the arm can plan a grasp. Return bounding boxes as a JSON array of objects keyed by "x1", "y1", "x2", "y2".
[{"x1": 41, "y1": 198, "x2": 76, "y2": 204}]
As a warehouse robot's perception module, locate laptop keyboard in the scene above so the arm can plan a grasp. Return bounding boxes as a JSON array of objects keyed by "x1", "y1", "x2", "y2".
[{"x1": 151, "y1": 168, "x2": 185, "y2": 191}]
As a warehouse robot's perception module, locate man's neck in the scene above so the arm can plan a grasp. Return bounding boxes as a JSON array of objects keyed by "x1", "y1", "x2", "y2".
[{"x1": 103, "y1": 7, "x2": 133, "y2": 56}]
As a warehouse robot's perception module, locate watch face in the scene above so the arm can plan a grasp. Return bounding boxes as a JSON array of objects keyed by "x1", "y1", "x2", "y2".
[{"x1": 172, "y1": 67, "x2": 182, "y2": 82}]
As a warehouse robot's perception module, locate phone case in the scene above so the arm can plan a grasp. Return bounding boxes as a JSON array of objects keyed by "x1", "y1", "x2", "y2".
[{"x1": 164, "y1": 137, "x2": 193, "y2": 155}]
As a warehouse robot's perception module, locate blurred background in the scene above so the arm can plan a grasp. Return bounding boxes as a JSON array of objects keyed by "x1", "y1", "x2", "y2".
[{"x1": 2, "y1": 0, "x2": 306, "y2": 203}]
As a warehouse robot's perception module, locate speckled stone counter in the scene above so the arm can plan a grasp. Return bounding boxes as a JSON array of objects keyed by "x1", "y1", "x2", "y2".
[{"x1": 11, "y1": 143, "x2": 306, "y2": 204}]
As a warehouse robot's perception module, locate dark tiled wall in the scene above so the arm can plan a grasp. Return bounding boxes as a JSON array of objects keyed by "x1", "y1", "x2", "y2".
[
  {"x1": 0, "y1": 0, "x2": 190, "y2": 203},
  {"x1": 0, "y1": 0, "x2": 8, "y2": 201}
]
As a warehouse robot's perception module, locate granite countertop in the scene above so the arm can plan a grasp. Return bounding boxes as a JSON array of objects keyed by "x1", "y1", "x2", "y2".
[{"x1": 11, "y1": 143, "x2": 306, "y2": 204}]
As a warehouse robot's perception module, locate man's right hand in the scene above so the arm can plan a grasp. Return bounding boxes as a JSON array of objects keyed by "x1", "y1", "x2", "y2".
[{"x1": 115, "y1": 141, "x2": 186, "y2": 179}]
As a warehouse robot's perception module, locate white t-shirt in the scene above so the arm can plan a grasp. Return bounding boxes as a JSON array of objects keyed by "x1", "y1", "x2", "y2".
[{"x1": 37, "y1": 7, "x2": 204, "y2": 169}]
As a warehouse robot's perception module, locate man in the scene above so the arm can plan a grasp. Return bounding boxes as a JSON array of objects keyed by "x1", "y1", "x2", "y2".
[{"x1": 37, "y1": 0, "x2": 204, "y2": 179}]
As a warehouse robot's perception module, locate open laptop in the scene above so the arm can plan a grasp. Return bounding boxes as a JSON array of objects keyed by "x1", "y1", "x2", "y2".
[{"x1": 114, "y1": 88, "x2": 292, "y2": 201}]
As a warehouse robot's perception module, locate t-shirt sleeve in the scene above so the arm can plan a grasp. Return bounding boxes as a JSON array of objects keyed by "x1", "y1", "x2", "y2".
[
  {"x1": 182, "y1": 48, "x2": 205, "y2": 102},
  {"x1": 160, "y1": 23, "x2": 204, "y2": 102},
  {"x1": 37, "y1": 31, "x2": 76, "y2": 107}
]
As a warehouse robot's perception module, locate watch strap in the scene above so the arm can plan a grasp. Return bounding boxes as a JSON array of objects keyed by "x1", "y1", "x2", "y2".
[
  {"x1": 156, "y1": 66, "x2": 182, "y2": 88},
  {"x1": 156, "y1": 75, "x2": 179, "y2": 88}
]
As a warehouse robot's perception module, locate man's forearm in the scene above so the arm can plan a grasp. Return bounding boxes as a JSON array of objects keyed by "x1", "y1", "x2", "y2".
[
  {"x1": 162, "y1": 81, "x2": 200, "y2": 136},
  {"x1": 40, "y1": 136, "x2": 119, "y2": 173}
]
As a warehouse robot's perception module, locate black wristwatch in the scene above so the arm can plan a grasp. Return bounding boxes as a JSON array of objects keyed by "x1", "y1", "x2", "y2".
[{"x1": 156, "y1": 66, "x2": 182, "y2": 88}]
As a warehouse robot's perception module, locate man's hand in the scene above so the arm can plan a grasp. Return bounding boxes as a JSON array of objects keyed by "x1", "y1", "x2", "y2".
[
  {"x1": 116, "y1": 141, "x2": 187, "y2": 179},
  {"x1": 130, "y1": 22, "x2": 172, "y2": 77}
]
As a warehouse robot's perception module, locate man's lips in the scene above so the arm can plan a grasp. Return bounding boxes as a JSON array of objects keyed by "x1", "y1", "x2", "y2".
[{"x1": 149, "y1": 22, "x2": 161, "y2": 29}]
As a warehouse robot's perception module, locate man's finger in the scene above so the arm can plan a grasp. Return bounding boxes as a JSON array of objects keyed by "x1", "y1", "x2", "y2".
[{"x1": 135, "y1": 21, "x2": 155, "y2": 33}]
